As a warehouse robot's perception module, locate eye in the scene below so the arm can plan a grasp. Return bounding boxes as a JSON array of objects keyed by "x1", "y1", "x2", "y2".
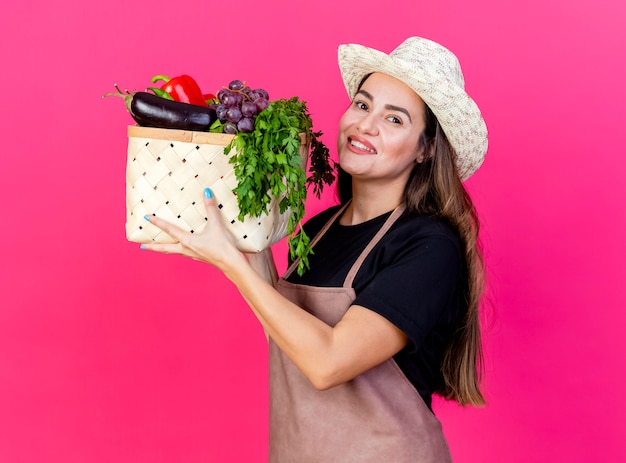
[
  {"x1": 387, "y1": 115, "x2": 403, "y2": 125},
  {"x1": 354, "y1": 100, "x2": 368, "y2": 111}
]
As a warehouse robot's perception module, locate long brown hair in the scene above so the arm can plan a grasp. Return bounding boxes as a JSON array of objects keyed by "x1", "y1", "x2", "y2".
[{"x1": 337, "y1": 90, "x2": 486, "y2": 407}]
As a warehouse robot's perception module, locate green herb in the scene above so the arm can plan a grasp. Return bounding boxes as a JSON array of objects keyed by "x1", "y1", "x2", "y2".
[{"x1": 225, "y1": 97, "x2": 335, "y2": 276}]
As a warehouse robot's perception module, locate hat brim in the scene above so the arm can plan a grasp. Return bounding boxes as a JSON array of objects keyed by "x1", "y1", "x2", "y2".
[{"x1": 338, "y1": 43, "x2": 488, "y2": 181}]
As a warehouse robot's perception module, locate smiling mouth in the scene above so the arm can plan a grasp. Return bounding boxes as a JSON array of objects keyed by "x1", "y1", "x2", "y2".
[{"x1": 349, "y1": 138, "x2": 376, "y2": 154}]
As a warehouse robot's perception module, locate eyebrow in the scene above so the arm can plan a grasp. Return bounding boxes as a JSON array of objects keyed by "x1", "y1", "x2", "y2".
[{"x1": 356, "y1": 89, "x2": 413, "y2": 123}]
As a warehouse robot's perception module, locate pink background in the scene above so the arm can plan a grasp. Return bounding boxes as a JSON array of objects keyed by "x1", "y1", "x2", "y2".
[{"x1": 1, "y1": 0, "x2": 624, "y2": 461}]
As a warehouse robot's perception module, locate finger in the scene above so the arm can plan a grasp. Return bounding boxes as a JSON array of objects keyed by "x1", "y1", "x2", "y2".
[
  {"x1": 201, "y1": 187, "x2": 230, "y2": 235},
  {"x1": 140, "y1": 241, "x2": 185, "y2": 254},
  {"x1": 143, "y1": 214, "x2": 186, "y2": 243},
  {"x1": 202, "y1": 187, "x2": 222, "y2": 222},
  {"x1": 200, "y1": 187, "x2": 236, "y2": 241},
  {"x1": 141, "y1": 238, "x2": 206, "y2": 259}
]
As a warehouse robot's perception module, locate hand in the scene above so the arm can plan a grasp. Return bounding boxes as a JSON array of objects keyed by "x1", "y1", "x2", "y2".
[{"x1": 140, "y1": 188, "x2": 243, "y2": 271}]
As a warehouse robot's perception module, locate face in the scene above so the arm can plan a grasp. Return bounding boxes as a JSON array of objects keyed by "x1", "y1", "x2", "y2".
[{"x1": 337, "y1": 72, "x2": 427, "y2": 187}]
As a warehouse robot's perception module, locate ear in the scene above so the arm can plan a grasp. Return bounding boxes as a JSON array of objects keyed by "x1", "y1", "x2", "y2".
[{"x1": 415, "y1": 146, "x2": 426, "y2": 164}]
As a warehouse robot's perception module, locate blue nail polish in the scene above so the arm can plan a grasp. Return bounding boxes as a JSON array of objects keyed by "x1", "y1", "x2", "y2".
[
  {"x1": 204, "y1": 188, "x2": 213, "y2": 199},
  {"x1": 140, "y1": 244, "x2": 147, "y2": 250},
  {"x1": 144, "y1": 215, "x2": 150, "y2": 221}
]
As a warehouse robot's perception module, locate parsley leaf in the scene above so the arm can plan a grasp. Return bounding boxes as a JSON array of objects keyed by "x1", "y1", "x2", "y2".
[{"x1": 225, "y1": 97, "x2": 335, "y2": 276}]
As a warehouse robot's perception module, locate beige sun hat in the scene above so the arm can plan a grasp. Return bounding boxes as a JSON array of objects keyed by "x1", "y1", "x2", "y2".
[{"x1": 338, "y1": 37, "x2": 488, "y2": 181}]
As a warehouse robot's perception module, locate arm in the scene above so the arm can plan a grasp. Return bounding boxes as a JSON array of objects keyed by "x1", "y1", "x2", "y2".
[
  {"x1": 142, "y1": 189, "x2": 408, "y2": 390},
  {"x1": 225, "y1": 259, "x2": 408, "y2": 390},
  {"x1": 244, "y1": 248, "x2": 278, "y2": 341},
  {"x1": 245, "y1": 248, "x2": 278, "y2": 288}
]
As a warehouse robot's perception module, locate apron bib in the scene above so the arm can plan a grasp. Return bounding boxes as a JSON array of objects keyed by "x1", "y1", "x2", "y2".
[{"x1": 269, "y1": 204, "x2": 452, "y2": 462}]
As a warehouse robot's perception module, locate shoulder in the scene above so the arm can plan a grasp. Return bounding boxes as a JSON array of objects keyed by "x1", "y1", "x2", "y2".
[
  {"x1": 365, "y1": 212, "x2": 465, "y2": 288},
  {"x1": 387, "y1": 211, "x2": 462, "y2": 255}
]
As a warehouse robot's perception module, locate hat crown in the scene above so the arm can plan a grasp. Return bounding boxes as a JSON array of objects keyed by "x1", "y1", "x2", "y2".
[{"x1": 390, "y1": 37, "x2": 465, "y2": 89}]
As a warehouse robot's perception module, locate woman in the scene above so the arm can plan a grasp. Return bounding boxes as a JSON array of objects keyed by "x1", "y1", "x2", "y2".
[{"x1": 143, "y1": 36, "x2": 488, "y2": 462}]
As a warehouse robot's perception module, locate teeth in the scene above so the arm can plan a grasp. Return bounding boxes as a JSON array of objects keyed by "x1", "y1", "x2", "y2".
[{"x1": 350, "y1": 139, "x2": 375, "y2": 153}]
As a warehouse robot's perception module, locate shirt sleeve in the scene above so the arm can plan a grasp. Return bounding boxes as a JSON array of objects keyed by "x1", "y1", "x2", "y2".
[{"x1": 352, "y1": 231, "x2": 463, "y2": 353}]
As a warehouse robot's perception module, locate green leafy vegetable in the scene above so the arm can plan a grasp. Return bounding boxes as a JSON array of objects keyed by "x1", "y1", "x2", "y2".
[{"x1": 225, "y1": 97, "x2": 335, "y2": 275}]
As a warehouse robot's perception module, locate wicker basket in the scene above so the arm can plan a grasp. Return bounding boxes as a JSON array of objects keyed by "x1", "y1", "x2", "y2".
[{"x1": 125, "y1": 125, "x2": 307, "y2": 253}]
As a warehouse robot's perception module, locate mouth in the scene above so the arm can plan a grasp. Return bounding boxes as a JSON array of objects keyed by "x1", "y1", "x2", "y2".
[{"x1": 348, "y1": 137, "x2": 377, "y2": 154}]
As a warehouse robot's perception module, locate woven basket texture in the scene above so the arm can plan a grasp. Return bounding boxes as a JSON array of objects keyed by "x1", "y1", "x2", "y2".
[{"x1": 125, "y1": 125, "x2": 304, "y2": 253}]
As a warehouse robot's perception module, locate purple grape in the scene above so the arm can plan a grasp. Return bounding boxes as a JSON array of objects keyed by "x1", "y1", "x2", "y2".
[
  {"x1": 237, "y1": 117, "x2": 255, "y2": 133},
  {"x1": 231, "y1": 92, "x2": 243, "y2": 106},
  {"x1": 255, "y1": 88, "x2": 269, "y2": 100},
  {"x1": 226, "y1": 106, "x2": 243, "y2": 123},
  {"x1": 223, "y1": 122, "x2": 238, "y2": 134},
  {"x1": 222, "y1": 93, "x2": 238, "y2": 106},
  {"x1": 217, "y1": 88, "x2": 232, "y2": 103},
  {"x1": 229, "y1": 80, "x2": 245, "y2": 91},
  {"x1": 215, "y1": 104, "x2": 228, "y2": 121},
  {"x1": 255, "y1": 97, "x2": 269, "y2": 112},
  {"x1": 241, "y1": 101, "x2": 258, "y2": 117}
]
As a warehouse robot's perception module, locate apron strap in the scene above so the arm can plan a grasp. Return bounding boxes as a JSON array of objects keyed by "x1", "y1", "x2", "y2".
[
  {"x1": 282, "y1": 201, "x2": 351, "y2": 279},
  {"x1": 343, "y1": 203, "x2": 406, "y2": 288}
]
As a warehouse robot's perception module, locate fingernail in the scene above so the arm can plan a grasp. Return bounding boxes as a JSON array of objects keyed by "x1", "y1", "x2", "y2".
[
  {"x1": 204, "y1": 188, "x2": 213, "y2": 199},
  {"x1": 140, "y1": 244, "x2": 147, "y2": 250},
  {"x1": 144, "y1": 215, "x2": 150, "y2": 221}
]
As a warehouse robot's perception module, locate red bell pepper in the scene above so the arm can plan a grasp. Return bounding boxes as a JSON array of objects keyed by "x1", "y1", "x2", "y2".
[{"x1": 150, "y1": 74, "x2": 207, "y2": 107}]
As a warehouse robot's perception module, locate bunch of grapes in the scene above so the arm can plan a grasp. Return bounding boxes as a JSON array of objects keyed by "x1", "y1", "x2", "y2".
[{"x1": 211, "y1": 80, "x2": 270, "y2": 134}]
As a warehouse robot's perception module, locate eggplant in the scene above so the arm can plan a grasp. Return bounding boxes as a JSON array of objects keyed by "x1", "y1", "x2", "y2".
[
  {"x1": 130, "y1": 92, "x2": 217, "y2": 131},
  {"x1": 104, "y1": 86, "x2": 217, "y2": 131}
]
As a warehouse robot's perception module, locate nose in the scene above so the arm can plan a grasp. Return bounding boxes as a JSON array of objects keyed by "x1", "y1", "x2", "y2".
[{"x1": 356, "y1": 112, "x2": 379, "y2": 136}]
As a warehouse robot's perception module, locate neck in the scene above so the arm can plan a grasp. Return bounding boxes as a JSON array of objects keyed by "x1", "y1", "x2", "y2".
[{"x1": 341, "y1": 179, "x2": 405, "y2": 225}]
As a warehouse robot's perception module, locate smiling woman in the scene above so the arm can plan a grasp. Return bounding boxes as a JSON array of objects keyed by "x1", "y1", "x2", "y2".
[{"x1": 142, "y1": 36, "x2": 488, "y2": 462}]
